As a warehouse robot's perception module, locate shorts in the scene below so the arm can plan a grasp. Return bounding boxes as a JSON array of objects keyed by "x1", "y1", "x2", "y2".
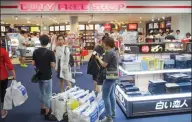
[
  {"x1": 57, "y1": 59, "x2": 71, "y2": 81},
  {"x1": 19, "y1": 49, "x2": 26, "y2": 57},
  {"x1": 92, "y1": 74, "x2": 103, "y2": 85}
]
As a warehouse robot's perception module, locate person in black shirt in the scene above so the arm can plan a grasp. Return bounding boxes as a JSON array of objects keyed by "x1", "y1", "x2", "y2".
[{"x1": 32, "y1": 35, "x2": 56, "y2": 121}]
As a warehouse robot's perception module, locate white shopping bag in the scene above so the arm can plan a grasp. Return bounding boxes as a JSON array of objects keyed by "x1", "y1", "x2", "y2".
[
  {"x1": 54, "y1": 96, "x2": 67, "y2": 121},
  {"x1": 11, "y1": 80, "x2": 28, "y2": 107},
  {"x1": 3, "y1": 87, "x2": 13, "y2": 110}
]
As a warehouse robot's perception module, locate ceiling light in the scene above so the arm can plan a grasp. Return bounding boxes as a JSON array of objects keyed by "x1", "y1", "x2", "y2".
[
  {"x1": 44, "y1": 27, "x2": 47, "y2": 30},
  {"x1": 152, "y1": 19, "x2": 154, "y2": 21},
  {"x1": 158, "y1": 18, "x2": 160, "y2": 20},
  {"x1": 27, "y1": 21, "x2": 31, "y2": 23},
  {"x1": 139, "y1": 21, "x2": 142, "y2": 23},
  {"x1": 15, "y1": 17, "x2": 18, "y2": 20},
  {"x1": 162, "y1": 16, "x2": 165, "y2": 19},
  {"x1": 1, "y1": 21, "x2": 4, "y2": 24},
  {"x1": 140, "y1": 17, "x2": 142, "y2": 19},
  {"x1": 6, "y1": 23, "x2": 8, "y2": 24},
  {"x1": 22, "y1": 25, "x2": 25, "y2": 26},
  {"x1": 36, "y1": 24, "x2": 39, "y2": 26}
]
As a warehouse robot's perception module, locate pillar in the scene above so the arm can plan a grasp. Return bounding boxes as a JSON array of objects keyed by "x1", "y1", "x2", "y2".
[{"x1": 69, "y1": 16, "x2": 79, "y2": 33}]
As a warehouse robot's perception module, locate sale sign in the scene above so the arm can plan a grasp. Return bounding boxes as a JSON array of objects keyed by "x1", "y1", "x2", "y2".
[
  {"x1": 104, "y1": 23, "x2": 112, "y2": 31},
  {"x1": 128, "y1": 23, "x2": 138, "y2": 30}
]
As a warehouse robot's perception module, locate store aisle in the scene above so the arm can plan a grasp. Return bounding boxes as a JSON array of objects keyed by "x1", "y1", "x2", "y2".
[{"x1": 0, "y1": 64, "x2": 191, "y2": 122}]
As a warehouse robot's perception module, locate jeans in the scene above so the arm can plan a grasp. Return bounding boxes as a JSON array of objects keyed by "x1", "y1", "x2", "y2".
[
  {"x1": 38, "y1": 79, "x2": 52, "y2": 108},
  {"x1": 102, "y1": 79, "x2": 116, "y2": 117}
]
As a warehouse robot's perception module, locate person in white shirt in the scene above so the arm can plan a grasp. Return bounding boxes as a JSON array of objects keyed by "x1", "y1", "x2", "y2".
[
  {"x1": 18, "y1": 30, "x2": 28, "y2": 68},
  {"x1": 175, "y1": 30, "x2": 183, "y2": 40},
  {"x1": 51, "y1": 33, "x2": 57, "y2": 52},
  {"x1": 55, "y1": 35, "x2": 73, "y2": 92},
  {"x1": 31, "y1": 32, "x2": 40, "y2": 48}
]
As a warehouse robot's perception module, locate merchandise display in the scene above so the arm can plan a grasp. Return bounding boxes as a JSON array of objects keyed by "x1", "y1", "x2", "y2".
[{"x1": 116, "y1": 39, "x2": 191, "y2": 118}]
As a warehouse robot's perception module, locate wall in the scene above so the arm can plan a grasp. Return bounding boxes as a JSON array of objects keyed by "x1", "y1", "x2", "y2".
[{"x1": 171, "y1": 14, "x2": 191, "y2": 37}]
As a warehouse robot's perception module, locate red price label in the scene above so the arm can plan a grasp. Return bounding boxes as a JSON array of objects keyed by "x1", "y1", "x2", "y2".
[{"x1": 141, "y1": 46, "x2": 149, "y2": 52}]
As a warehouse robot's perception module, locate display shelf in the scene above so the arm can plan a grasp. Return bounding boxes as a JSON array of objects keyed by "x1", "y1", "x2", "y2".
[{"x1": 119, "y1": 66, "x2": 191, "y2": 75}]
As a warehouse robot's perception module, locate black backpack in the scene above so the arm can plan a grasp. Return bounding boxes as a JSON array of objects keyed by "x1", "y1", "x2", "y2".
[{"x1": 64, "y1": 46, "x2": 74, "y2": 67}]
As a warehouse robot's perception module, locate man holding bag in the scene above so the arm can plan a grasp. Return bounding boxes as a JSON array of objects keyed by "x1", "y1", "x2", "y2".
[
  {"x1": 32, "y1": 35, "x2": 56, "y2": 121},
  {"x1": 0, "y1": 38, "x2": 16, "y2": 119}
]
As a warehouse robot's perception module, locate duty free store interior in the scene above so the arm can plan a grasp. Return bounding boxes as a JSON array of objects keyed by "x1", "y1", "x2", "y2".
[{"x1": 0, "y1": 1, "x2": 192, "y2": 122}]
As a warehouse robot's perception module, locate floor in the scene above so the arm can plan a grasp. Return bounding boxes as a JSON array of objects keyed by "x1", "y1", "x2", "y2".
[{"x1": 0, "y1": 64, "x2": 191, "y2": 122}]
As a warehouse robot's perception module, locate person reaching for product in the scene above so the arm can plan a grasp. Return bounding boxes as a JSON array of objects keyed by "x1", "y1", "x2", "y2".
[
  {"x1": 18, "y1": 30, "x2": 28, "y2": 68},
  {"x1": 32, "y1": 35, "x2": 56, "y2": 121},
  {"x1": 55, "y1": 35, "x2": 73, "y2": 93},
  {"x1": 95, "y1": 37, "x2": 118, "y2": 122},
  {"x1": 0, "y1": 38, "x2": 16, "y2": 119}
]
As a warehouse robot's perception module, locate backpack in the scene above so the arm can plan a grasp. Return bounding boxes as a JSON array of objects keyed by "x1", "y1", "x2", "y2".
[{"x1": 64, "y1": 46, "x2": 74, "y2": 67}]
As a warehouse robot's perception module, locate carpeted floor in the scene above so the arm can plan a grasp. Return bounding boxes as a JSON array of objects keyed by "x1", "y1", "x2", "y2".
[{"x1": 0, "y1": 64, "x2": 191, "y2": 122}]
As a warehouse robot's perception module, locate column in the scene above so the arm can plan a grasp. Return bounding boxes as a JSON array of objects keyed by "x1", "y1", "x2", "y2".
[{"x1": 69, "y1": 16, "x2": 79, "y2": 33}]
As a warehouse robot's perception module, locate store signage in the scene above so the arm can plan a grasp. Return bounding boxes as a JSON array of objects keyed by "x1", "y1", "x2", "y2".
[
  {"x1": 150, "y1": 44, "x2": 164, "y2": 53},
  {"x1": 132, "y1": 98, "x2": 191, "y2": 114},
  {"x1": 124, "y1": 45, "x2": 139, "y2": 53},
  {"x1": 90, "y1": 2, "x2": 125, "y2": 11},
  {"x1": 141, "y1": 45, "x2": 150, "y2": 53},
  {"x1": 104, "y1": 24, "x2": 111, "y2": 31},
  {"x1": 19, "y1": 1, "x2": 125, "y2": 12},
  {"x1": 128, "y1": 23, "x2": 138, "y2": 30}
]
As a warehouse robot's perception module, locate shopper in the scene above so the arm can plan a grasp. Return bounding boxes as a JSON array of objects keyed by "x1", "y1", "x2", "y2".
[
  {"x1": 31, "y1": 32, "x2": 40, "y2": 46},
  {"x1": 32, "y1": 35, "x2": 56, "y2": 121},
  {"x1": 18, "y1": 30, "x2": 28, "y2": 68},
  {"x1": 55, "y1": 35, "x2": 72, "y2": 93},
  {"x1": 87, "y1": 36, "x2": 105, "y2": 93},
  {"x1": 95, "y1": 37, "x2": 118, "y2": 122},
  {"x1": 0, "y1": 38, "x2": 16, "y2": 119},
  {"x1": 175, "y1": 30, "x2": 182, "y2": 40},
  {"x1": 165, "y1": 30, "x2": 175, "y2": 40},
  {"x1": 184, "y1": 32, "x2": 191, "y2": 40},
  {"x1": 51, "y1": 32, "x2": 57, "y2": 52}
]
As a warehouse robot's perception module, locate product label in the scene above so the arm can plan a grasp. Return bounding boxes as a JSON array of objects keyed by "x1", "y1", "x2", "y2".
[
  {"x1": 17, "y1": 86, "x2": 27, "y2": 96},
  {"x1": 141, "y1": 45, "x2": 150, "y2": 53}
]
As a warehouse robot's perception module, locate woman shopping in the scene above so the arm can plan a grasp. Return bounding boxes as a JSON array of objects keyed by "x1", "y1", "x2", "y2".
[
  {"x1": 95, "y1": 37, "x2": 118, "y2": 122},
  {"x1": 55, "y1": 35, "x2": 73, "y2": 93},
  {"x1": 0, "y1": 38, "x2": 16, "y2": 119}
]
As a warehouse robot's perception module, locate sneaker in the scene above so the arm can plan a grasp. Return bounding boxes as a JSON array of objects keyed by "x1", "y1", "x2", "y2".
[
  {"x1": 101, "y1": 116, "x2": 113, "y2": 122},
  {"x1": 23, "y1": 64, "x2": 28, "y2": 68},
  {"x1": 44, "y1": 113, "x2": 57, "y2": 121},
  {"x1": 40, "y1": 109, "x2": 45, "y2": 115}
]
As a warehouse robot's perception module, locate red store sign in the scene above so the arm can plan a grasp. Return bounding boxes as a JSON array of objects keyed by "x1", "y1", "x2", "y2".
[
  {"x1": 19, "y1": 2, "x2": 125, "y2": 12},
  {"x1": 104, "y1": 24, "x2": 112, "y2": 31}
]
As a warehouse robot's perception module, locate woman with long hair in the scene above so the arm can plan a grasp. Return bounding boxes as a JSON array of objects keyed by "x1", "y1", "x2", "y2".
[{"x1": 0, "y1": 37, "x2": 16, "y2": 118}]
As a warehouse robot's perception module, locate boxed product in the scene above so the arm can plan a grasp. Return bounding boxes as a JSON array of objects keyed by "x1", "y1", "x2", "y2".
[
  {"x1": 167, "y1": 73, "x2": 190, "y2": 83},
  {"x1": 154, "y1": 58, "x2": 164, "y2": 70},
  {"x1": 127, "y1": 91, "x2": 142, "y2": 97},
  {"x1": 166, "y1": 83, "x2": 180, "y2": 94},
  {"x1": 148, "y1": 79, "x2": 166, "y2": 95},
  {"x1": 178, "y1": 82, "x2": 192, "y2": 93},
  {"x1": 183, "y1": 54, "x2": 192, "y2": 68},
  {"x1": 141, "y1": 57, "x2": 155, "y2": 71},
  {"x1": 122, "y1": 54, "x2": 136, "y2": 62},
  {"x1": 122, "y1": 61, "x2": 141, "y2": 71},
  {"x1": 119, "y1": 82, "x2": 134, "y2": 89},
  {"x1": 175, "y1": 55, "x2": 187, "y2": 69},
  {"x1": 164, "y1": 59, "x2": 175, "y2": 69},
  {"x1": 124, "y1": 86, "x2": 140, "y2": 93}
]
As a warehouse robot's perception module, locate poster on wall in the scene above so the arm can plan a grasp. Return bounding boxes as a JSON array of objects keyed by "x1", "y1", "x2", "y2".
[
  {"x1": 1, "y1": 26, "x2": 5, "y2": 32},
  {"x1": 149, "y1": 23, "x2": 153, "y2": 29},
  {"x1": 160, "y1": 22, "x2": 165, "y2": 28},
  {"x1": 49, "y1": 26, "x2": 54, "y2": 31},
  {"x1": 7, "y1": 33, "x2": 19, "y2": 47},
  {"x1": 66, "y1": 25, "x2": 70, "y2": 30},
  {"x1": 122, "y1": 31, "x2": 138, "y2": 44},
  {"x1": 21, "y1": 26, "x2": 29, "y2": 31},
  {"x1": 31, "y1": 27, "x2": 40, "y2": 32},
  {"x1": 79, "y1": 25, "x2": 85, "y2": 30},
  {"x1": 104, "y1": 23, "x2": 111, "y2": 31},
  {"x1": 128, "y1": 23, "x2": 138, "y2": 30},
  {"x1": 154, "y1": 23, "x2": 159, "y2": 29},
  {"x1": 54, "y1": 26, "x2": 59, "y2": 31},
  {"x1": 86, "y1": 24, "x2": 94, "y2": 30},
  {"x1": 60, "y1": 25, "x2": 65, "y2": 31}
]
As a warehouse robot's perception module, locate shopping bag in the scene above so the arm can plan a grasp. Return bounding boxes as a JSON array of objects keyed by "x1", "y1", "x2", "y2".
[
  {"x1": 79, "y1": 91, "x2": 96, "y2": 105},
  {"x1": 81, "y1": 48, "x2": 88, "y2": 56},
  {"x1": 11, "y1": 80, "x2": 28, "y2": 107},
  {"x1": 3, "y1": 87, "x2": 13, "y2": 110}
]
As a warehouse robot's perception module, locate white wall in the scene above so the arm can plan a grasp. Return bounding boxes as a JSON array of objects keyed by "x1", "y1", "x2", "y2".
[{"x1": 171, "y1": 14, "x2": 191, "y2": 37}]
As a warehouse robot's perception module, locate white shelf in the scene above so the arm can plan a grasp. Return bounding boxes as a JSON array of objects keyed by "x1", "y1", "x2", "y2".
[{"x1": 119, "y1": 66, "x2": 191, "y2": 75}]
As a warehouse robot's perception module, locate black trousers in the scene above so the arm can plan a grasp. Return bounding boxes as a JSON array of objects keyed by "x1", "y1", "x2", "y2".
[{"x1": 0, "y1": 79, "x2": 8, "y2": 103}]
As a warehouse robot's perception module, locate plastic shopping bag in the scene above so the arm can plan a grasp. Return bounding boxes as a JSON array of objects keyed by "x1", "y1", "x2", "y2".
[
  {"x1": 71, "y1": 101, "x2": 91, "y2": 122},
  {"x1": 67, "y1": 99, "x2": 80, "y2": 122},
  {"x1": 11, "y1": 80, "x2": 28, "y2": 107},
  {"x1": 79, "y1": 91, "x2": 96, "y2": 105},
  {"x1": 3, "y1": 87, "x2": 13, "y2": 110},
  {"x1": 68, "y1": 89, "x2": 85, "y2": 99},
  {"x1": 80, "y1": 101, "x2": 99, "y2": 122},
  {"x1": 71, "y1": 90, "x2": 89, "y2": 100},
  {"x1": 54, "y1": 96, "x2": 67, "y2": 121}
]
